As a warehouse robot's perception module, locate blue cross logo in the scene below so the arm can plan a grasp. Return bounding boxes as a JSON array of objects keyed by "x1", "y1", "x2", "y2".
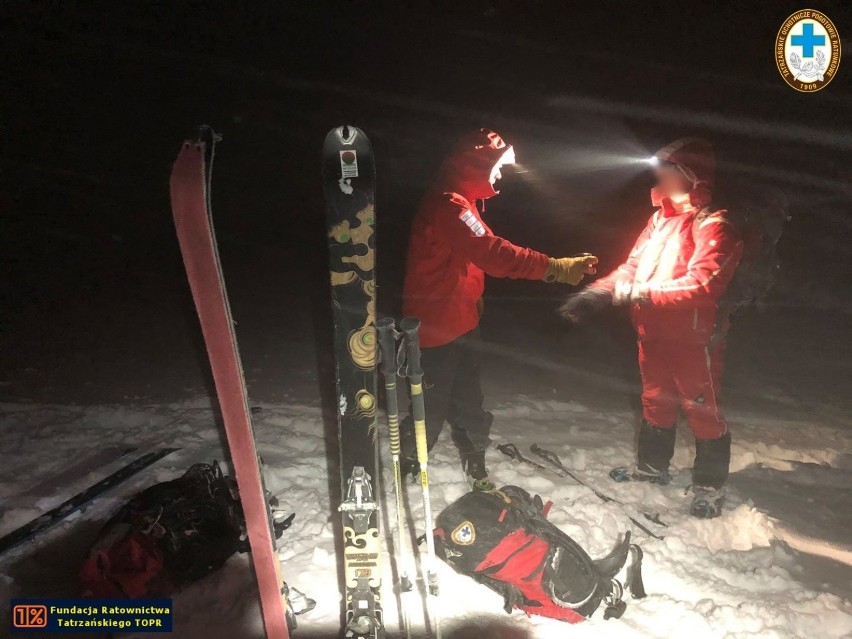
[{"x1": 791, "y1": 22, "x2": 825, "y2": 58}]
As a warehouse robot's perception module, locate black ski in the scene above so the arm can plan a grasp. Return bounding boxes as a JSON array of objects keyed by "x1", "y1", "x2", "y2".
[
  {"x1": 323, "y1": 125, "x2": 384, "y2": 639},
  {"x1": 0, "y1": 448, "x2": 179, "y2": 556},
  {"x1": 3, "y1": 446, "x2": 138, "y2": 509}
]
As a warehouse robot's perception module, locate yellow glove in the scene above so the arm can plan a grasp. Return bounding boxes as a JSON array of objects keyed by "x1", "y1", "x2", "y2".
[{"x1": 543, "y1": 255, "x2": 598, "y2": 285}]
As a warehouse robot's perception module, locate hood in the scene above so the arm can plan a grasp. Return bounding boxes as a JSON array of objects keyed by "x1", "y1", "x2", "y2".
[
  {"x1": 652, "y1": 137, "x2": 715, "y2": 211},
  {"x1": 654, "y1": 137, "x2": 716, "y2": 188},
  {"x1": 437, "y1": 129, "x2": 514, "y2": 201}
]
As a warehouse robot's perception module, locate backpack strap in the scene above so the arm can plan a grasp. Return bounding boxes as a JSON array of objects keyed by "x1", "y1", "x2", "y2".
[
  {"x1": 691, "y1": 206, "x2": 740, "y2": 241},
  {"x1": 592, "y1": 531, "x2": 632, "y2": 579}
]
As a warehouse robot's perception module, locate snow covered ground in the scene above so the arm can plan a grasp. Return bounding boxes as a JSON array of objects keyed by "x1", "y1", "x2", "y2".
[{"x1": 2, "y1": 368, "x2": 850, "y2": 638}]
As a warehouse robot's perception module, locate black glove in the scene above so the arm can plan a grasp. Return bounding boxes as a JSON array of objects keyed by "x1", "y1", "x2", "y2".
[{"x1": 558, "y1": 287, "x2": 613, "y2": 325}]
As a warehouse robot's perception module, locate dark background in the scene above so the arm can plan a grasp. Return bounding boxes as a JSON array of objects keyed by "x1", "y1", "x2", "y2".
[{"x1": 2, "y1": 1, "x2": 850, "y2": 408}]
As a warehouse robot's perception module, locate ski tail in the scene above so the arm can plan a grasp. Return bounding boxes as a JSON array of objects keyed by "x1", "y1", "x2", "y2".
[
  {"x1": 0, "y1": 448, "x2": 179, "y2": 557},
  {"x1": 170, "y1": 128, "x2": 290, "y2": 639}
]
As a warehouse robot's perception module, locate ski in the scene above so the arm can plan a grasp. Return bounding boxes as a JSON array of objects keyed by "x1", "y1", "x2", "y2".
[
  {"x1": 3, "y1": 445, "x2": 138, "y2": 509},
  {"x1": 497, "y1": 443, "x2": 666, "y2": 541},
  {"x1": 170, "y1": 127, "x2": 291, "y2": 639},
  {"x1": 0, "y1": 448, "x2": 178, "y2": 556},
  {"x1": 323, "y1": 125, "x2": 384, "y2": 639}
]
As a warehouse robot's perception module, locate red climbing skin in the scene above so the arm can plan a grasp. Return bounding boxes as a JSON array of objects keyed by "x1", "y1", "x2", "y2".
[{"x1": 170, "y1": 139, "x2": 290, "y2": 639}]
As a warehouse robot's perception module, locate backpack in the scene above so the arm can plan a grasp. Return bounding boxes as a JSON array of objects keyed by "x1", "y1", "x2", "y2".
[
  {"x1": 695, "y1": 185, "x2": 789, "y2": 314},
  {"x1": 80, "y1": 461, "x2": 247, "y2": 597},
  {"x1": 433, "y1": 486, "x2": 646, "y2": 623}
]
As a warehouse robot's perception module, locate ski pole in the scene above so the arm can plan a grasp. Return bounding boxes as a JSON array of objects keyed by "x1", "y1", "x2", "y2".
[
  {"x1": 527, "y1": 444, "x2": 667, "y2": 538},
  {"x1": 376, "y1": 318, "x2": 413, "y2": 638},
  {"x1": 531, "y1": 444, "x2": 620, "y2": 505},
  {"x1": 496, "y1": 443, "x2": 563, "y2": 478},
  {"x1": 399, "y1": 317, "x2": 441, "y2": 603},
  {"x1": 497, "y1": 443, "x2": 664, "y2": 540}
]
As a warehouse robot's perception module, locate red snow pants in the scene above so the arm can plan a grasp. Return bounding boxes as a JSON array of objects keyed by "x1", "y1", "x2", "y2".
[{"x1": 638, "y1": 338, "x2": 728, "y2": 440}]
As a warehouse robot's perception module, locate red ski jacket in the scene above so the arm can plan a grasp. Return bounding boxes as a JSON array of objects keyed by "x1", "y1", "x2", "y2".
[
  {"x1": 403, "y1": 130, "x2": 550, "y2": 348},
  {"x1": 596, "y1": 139, "x2": 744, "y2": 342}
]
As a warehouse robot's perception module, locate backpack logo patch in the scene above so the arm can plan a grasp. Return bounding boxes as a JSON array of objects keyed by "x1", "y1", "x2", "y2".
[{"x1": 451, "y1": 521, "x2": 476, "y2": 546}]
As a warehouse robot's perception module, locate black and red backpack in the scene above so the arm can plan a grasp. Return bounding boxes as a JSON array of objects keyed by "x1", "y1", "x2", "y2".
[
  {"x1": 80, "y1": 462, "x2": 249, "y2": 598},
  {"x1": 434, "y1": 486, "x2": 646, "y2": 623}
]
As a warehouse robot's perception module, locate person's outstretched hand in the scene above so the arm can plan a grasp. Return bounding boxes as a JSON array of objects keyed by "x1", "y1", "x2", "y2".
[
  {"x1": 542, "y1": 254, "x2": 599, "y2": 285},
  {"x1": 559, "y1": 287, "x2": 612, "y2": 324}
]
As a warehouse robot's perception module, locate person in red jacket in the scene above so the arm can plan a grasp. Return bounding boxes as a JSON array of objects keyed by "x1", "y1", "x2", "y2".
[
  {"x1": 561, "y1": 137, "x2": 743, "y2": 518},
  {"x1": 402, "y1": 129, "x2": 598, "y2": 490}
]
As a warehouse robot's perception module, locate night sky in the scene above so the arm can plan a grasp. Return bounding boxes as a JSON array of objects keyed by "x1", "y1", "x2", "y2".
[{"x1": 3, "y1": 2, "x2": 850, "y2": 404}]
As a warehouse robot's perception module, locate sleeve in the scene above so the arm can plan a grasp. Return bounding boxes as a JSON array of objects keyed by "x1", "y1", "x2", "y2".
[
  {"x1": 647, "y1": 213, "x2": 744, "y2": 308},
  {"x1": 594, "y1": 213, "x2": 657, "y2": 292},
  {"x1": 444, "y1": 202, "x2": 550, "y2": 280}
]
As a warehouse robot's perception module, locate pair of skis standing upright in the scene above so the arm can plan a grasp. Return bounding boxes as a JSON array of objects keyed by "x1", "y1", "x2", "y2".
[
  {"x1": 170, "y1": 125, "x2": 439, "y2": 639},
  {"x1": 323, "y1": 125, "x2": 443, "y2": 639}
]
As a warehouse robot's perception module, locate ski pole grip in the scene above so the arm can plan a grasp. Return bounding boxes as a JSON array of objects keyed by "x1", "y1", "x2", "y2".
[
  {"x1": 399, "y1": 317, "x2": 423, "y2": 383},
  {"x1": 400, "y1": 317, "x2": 428, "y2": 464},
  {"x1": 531, "y1": 444, "x2": 560, "y2": 468},
  {"x1": 376, "y1": 317, "x2": 397, "y2": 378},
  {"x1": 497, "y1": 443, "x2": 521, "y2": 461}
]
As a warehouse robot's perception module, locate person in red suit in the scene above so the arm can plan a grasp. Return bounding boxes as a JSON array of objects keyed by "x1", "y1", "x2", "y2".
[
  {"x1": 402, "y1": 129, "x2": 598, "y2": 490},
  {"x1": 562, "y1": 138, "x2": 743, "y2": 518}
]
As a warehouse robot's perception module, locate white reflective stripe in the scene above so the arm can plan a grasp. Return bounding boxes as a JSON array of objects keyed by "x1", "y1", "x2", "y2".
[
  {"x1": 652, "y1": 283, "x2": 701, "y2": 292},
  {"x1": 459, "y1": 209, "x2": 488, "y2": 236},
  {"x1": 704, "y1": 251, "x2": 741, "y2": 283},
  {"x1": 704, "y1": 346, "x2": 727, "y2": 433},
  {"x1": 655, "y1": 245, "x2": 742, "y2": 294},
  {"x1": 699, "y1": 216, "x2": 731, "y2": 229}
]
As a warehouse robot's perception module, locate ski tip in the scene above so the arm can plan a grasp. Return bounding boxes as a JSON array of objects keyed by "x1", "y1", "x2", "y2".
[
  {"x1": 335, "y1": 125, "x2": 358, "y2": 145},
  {"x1": 325, "y1": 125, "x2": 366, "y2": 147}
]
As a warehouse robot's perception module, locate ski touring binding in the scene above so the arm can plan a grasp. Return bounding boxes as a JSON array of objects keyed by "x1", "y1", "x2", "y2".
[{"x1": 340, "y1": 466, "x2": 385, "y2": 639}]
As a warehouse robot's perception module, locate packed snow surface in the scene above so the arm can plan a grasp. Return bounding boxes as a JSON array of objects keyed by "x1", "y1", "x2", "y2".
[{"x1": 1, "y1": 394, "x2": 850, "y2": 639}]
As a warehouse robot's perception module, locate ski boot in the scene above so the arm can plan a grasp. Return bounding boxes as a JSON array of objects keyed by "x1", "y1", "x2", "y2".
[
  {"x1": 463, "y1": 451, "x2": 495, "y2": 492},
  {"x1": 690, "y1": 433, "x2": 731, "y2": 518},
  {"x1": 610, "y1": 420, "x2": 675, "y2": 485},
  {"x1": 689, "y1": 485, "x2": 726, "y2": 519}
]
